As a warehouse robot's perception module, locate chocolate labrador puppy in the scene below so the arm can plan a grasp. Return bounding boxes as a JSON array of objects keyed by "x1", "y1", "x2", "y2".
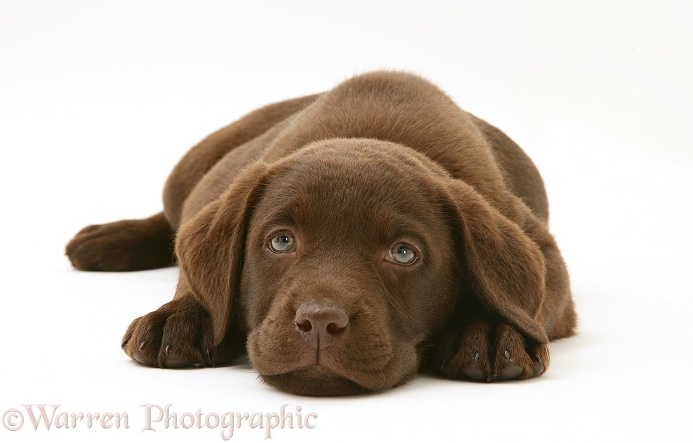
[{"x1": 66, "y1": 71, "x2": 576, "y2": 396}]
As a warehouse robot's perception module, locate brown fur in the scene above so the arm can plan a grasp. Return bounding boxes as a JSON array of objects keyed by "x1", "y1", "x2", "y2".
[{"x1": 66, "y1": 71, "x2": 576, "y2": 396}]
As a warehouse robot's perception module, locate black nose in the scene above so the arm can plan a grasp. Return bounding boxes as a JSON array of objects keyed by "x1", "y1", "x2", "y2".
[{"x1": 294, "y1": 302, "x2": 349, "y2": 350}]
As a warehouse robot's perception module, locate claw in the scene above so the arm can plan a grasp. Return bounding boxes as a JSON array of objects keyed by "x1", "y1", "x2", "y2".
[
  {"x1": 138, "y1": 341, "x2": 146, "y2": 351},
  {"x1": 498, "y1": 362, "x2": 523, "y2": 381},
  {"x1": 532, "y1": 353, "x2": 546, "y2": 377},
  {"x1": 460, "y1": 362, "x2": 485, "y2": 382}
]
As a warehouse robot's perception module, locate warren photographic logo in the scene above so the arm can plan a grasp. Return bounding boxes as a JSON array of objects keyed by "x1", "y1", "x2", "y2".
[{"x1": 2, "y1": 403, "x2": 317, "y2": 440}]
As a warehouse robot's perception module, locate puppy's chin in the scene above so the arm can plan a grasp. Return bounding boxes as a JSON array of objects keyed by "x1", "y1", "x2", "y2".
[{"x1": 259, "y1": 366, "x2": 371, "y2": 397}]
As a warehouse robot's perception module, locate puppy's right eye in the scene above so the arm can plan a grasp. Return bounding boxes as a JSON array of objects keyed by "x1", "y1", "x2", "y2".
[{"x1": 269, "y1": 232, "x2": 296, "y2": 253}]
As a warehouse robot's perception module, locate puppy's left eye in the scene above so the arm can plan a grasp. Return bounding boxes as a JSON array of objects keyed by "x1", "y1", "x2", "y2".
[
  {"x1": 387, "y1": 243, "x2": 418, "y2": 265},
  {"x1": 269, "y1": 232, "x2": 296, "y2": 253}
]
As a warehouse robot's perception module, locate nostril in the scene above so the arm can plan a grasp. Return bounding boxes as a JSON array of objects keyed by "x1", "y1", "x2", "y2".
[
  {"x1": 326, "y1": 322, "x2": 346, "y2": 336},
  {"x1": 295, "y1": 319, "x2": 313, "y2": 333}
]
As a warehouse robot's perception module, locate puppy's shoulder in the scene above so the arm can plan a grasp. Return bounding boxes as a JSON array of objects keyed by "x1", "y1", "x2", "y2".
[{"x1": 328, "y1": 70, "x2": 453, "y2": 107}]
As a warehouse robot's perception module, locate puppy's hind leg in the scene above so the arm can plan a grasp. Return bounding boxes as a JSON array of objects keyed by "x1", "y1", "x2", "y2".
[{"x1": 66, "y1": 212, "x2": 175, "y2": 272}]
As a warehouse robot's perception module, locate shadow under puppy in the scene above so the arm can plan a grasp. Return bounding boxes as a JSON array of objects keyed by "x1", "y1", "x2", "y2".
[{"x1": 66, "y1": 71, "x2": 576, "y2": 396}]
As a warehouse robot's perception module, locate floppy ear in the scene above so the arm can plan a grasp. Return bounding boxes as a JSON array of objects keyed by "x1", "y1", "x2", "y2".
[
  {"x1": 175, "y1": 161, "x2": 268, "y2": 345},
  {"x1": 446, "y1": 180, "x2": 549, "y2": 344}
]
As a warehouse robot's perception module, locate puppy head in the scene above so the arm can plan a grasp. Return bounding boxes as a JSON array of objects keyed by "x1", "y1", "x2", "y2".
[
  {"x1": 176, "y1": 139, "x2": 547, "y2": 396},
  {"x1": 240, "y1": 140, "x2": 462, "y2": 395}
]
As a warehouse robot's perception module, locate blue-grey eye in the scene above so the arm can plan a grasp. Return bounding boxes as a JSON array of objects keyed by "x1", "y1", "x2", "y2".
[
  {"x1": 269, "y1": 232, "x2": 295, "y2": 253},
  {"x1": 388, "y1": 243, "x2": 417, "y2": 265}
]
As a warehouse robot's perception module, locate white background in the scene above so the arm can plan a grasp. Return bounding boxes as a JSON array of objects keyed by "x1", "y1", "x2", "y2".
[{"x1": 1, "y1": 1, "x2": 691, "y2": 441}]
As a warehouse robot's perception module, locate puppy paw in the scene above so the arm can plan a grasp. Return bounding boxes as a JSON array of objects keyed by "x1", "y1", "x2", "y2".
[
  {"x1": 437, "y1": 322, "x2": 549, "y2": 382},
  {"x1": 66, "y1": 214, "x2": 174, "y2": 272},
  {"x1": 121, "y1": 297, "x2": 235, "y2": 368}
]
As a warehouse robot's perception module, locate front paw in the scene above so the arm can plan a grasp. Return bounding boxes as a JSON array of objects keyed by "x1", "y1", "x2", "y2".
[
  {"x1": 121, "y1": 297, "x2": 235, "y2": 368},
  {"x1": 436, "y1": 322, "x2": 549, "y2": 382}
]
